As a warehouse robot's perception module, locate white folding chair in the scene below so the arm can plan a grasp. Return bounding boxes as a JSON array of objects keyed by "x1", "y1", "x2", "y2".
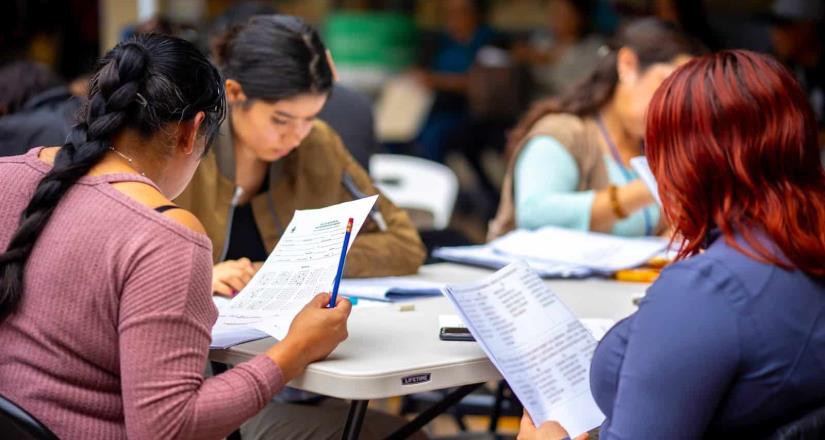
[{"x1": 369, "y1": 154, "x2": 459, "y2": 230}]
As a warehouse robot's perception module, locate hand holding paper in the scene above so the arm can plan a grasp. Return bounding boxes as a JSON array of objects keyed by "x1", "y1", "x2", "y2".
[
  {"x1": 443, "y1": 262, "x2": 604, "y2": 436},
  {"x1": 215, "y1": 195, "x2": 377, "y2": 343},
  {"x1": 266, "y1": 292, "x2": 353, "y2": 380}
]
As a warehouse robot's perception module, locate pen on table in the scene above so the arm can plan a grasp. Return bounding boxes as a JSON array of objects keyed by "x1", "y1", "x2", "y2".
[
  {"x1": 328, "y1": 218, "x2": 354, "y2": 308},
  {"x1": 342, "y1": 173, "x2": 388, "y2": 231},
  {"x1": 646, "y1": 256, "x2": 671, "y2": 269},
  {"x1": 613, "y1": 268, "x2": 660, "y2": 283}
]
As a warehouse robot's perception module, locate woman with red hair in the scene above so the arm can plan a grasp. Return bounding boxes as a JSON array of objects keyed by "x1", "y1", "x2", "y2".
[{"x1": 519, "y1": 50, "x2": 825, "y2": 439}]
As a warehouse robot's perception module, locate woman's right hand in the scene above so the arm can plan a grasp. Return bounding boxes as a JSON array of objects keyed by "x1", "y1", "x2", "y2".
[
  {"x1": 265, "y1": 293, "x2": 352, "y2": 380},
  {"x1": 212, "y1": 258, "x2": 257, "y2": 297},
  {"x1": 518, "y1": 412, "x2": 588, "y2": 440}
]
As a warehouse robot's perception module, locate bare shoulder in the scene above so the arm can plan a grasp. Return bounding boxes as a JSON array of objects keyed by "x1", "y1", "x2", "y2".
[
  {"x1": 161, "y1": 208, "x2": 207, "y2": 235},
  {"x1": 109, "y1": 181, "x2": 206, "y2": 235},
  {"x1": 37, "y1": 146, "x2": 61, "y2": 165}
]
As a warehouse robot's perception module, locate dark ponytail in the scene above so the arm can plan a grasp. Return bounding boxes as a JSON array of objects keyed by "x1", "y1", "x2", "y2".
[
  {"x1": 213, "y1": 14, "x2": 333, "y2": 102},
  {"x1": 0, "y1": 34, "x2": 225, "y2": 322},
  {"x1": 506, "y1": 18, "x2": 702, "y2": 155}
]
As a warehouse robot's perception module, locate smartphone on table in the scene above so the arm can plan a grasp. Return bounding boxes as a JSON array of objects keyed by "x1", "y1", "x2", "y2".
[{"x1": 439, "y1": 326, "x2": 475, "y2": 341}]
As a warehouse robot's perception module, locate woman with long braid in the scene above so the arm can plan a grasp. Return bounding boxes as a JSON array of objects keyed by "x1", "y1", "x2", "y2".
[{"x1": 0, "y1": 34, "x2": 354, "y2": 439}]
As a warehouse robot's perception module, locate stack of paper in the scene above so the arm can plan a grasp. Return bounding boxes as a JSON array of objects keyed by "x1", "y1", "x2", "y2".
[
  {"x1": 210, "y1": 196, "x2": 378, "y2": 349},
  {"x1": 434, "y1": 227, "x2": 667, "y2": 276},
  {"x1": 490, "y1": 227, "x2": 667, "y2": 272},
  {"x1": 432, "y1": 244, "x2": 593, "y2": 278},
  {"x1": 338, "y1": 277, "x2": 444, "y2": 302},
  {"x1": 443, "y1": 262, "x2": 605, "y2": 436}
]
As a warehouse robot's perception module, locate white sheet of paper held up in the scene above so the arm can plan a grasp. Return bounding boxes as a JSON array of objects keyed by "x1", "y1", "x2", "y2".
[
  {"x1": 218, "y1": 195, "x2": 378, "y2": 341},
  {"x1": 443, "y1": 262, "x2": 605, "y2": 436},
  {"x1": 629, "y1": 156, "x2": 661, "y2": 205}
]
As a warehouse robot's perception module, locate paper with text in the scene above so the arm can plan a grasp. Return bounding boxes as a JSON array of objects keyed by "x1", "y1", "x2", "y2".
[
  {"x1": 443, "y1": 262, "x2": 604, "y2": 436},
  {"x1": 491, "y1": 226, "x2": 667, "y2": 272},
  {"x1": 218, "y1": 195, "x2": 378, "y2": 341},
  {"x1": 432, "y1": 245, "x2": 593, "y2": 278}
]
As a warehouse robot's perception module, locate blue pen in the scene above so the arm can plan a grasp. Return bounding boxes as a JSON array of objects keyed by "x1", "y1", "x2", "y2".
[{"x1": 328, "y1": 218, "x2": 354, "y2": 308}]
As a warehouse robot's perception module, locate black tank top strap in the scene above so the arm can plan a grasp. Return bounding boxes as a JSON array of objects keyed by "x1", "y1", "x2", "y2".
[{"x1": 154, "y1": 205, "x2": 180, "y2": 213}]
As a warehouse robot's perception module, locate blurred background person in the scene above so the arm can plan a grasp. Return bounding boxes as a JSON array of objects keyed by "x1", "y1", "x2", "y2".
[
  {"x1": 768, "y1": 0, "x2": 824, "y2": 149},
  {"x1": 413, "y1": 0, "x2": 497, "y2": 163},
  {"x1": 0, "y1": 60, "x2": 81, "y2": 157},
  {"x1": 513, "y1": 0, "x2": 606, "y2": 99},
  {"x1": 651, "y1": 0, "x2": 721, "y2": 50}
]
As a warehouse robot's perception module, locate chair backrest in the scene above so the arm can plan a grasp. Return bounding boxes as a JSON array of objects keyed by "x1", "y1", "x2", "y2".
[
  {"x1": 772, "y1": 404, "x2": 825, "y2": 440},
  {"x1": 0, "y1": 394, "x2": 58, "y2": 440},
  {"x1": 369, "y1": 154, "x2": 459, "y2": 230}
]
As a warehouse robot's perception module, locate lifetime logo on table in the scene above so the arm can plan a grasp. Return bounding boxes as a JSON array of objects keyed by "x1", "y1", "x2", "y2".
[{"x1": 401, "y1": 373, "x2": 432, "y2": 386}]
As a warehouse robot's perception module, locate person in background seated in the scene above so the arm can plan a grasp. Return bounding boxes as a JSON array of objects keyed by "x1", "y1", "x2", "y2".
[
  {"x1": 318, "y1": 83, "x2": 380, "y2": 170},
  {"x1": 413, "y1": 0, "x2": 496, "y2": 162},
  {"x1": 512, "y1": 0, "x2": 605, "y2": 99},
  {"x1": 0, "y1": 34, "x2": 351, "y2": 440},
  {"x1": 174, "y1": 15, "x2": 425, "y2": 298},
  {"x1": 0, "y1": 60, "x2": 81, "y2": 156},
  {"x1": 489, "y1": 18, "x2": 700, "y2": 240},
  {"x1": 769, "y1": 0, "x2": 824, "y2": 148},
  {"x1": 520, "y1": 50, "x2": 825, "y2": 439}
]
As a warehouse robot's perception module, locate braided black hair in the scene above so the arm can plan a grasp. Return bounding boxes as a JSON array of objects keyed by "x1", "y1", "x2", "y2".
[
  {"x1": 0, "y1": 33, "x2": 225, "y2": 322},
  {"x1": 212, "y1": 15, "x2": 333, "y2": 102}
]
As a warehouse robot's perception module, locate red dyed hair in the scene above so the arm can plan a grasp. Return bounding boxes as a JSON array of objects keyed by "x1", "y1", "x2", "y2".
[{"x1": 645, "y1": 50, "x2": 825, "y2": 277}]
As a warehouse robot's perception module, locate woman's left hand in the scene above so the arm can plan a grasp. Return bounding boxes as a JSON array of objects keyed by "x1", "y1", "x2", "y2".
[{"x1": 517, "y1": 411, "x2": 588, "y2": 440}]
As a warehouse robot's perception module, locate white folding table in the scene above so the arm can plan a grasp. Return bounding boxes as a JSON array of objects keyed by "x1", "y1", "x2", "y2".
[{"x1": 209, "y1": 263, "x2": 647, "y2": 439}]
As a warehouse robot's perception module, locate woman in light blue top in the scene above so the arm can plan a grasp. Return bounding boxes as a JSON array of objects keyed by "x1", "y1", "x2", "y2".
[
  {"x1": 488, "y1": 19, "x2": 700, "y2": 240},
  {"x1": 515, "y1": 132, "x2": 657, "y2": 236}
]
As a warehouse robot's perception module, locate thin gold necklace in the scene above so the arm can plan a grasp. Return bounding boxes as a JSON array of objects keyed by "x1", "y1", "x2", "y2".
[{"x1": 108, "y1": 146, "x2": 147, "y2": 177}]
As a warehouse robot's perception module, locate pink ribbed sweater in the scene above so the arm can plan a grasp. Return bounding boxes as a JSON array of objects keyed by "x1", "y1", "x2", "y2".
[{"x1": 0, "y1": 149, "x2": 285, "y2": 439}]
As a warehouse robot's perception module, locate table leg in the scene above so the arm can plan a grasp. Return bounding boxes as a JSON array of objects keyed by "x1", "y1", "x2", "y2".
[
  {"x1": 342, "y1": 399, "x2": 369, "y2": 440},
  {"x1": 386, "y1": 383, "x2": 483, "y2": 440}
]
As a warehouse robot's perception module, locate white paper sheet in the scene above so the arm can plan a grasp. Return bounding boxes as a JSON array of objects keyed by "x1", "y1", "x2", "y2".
[
  {"x1": 338, "y1": 277, "x2": 444, "y2": 302},
  {"x1": 432, "y1": 244, "x2": 594, "y2": 278},
  {"x1": 217, "y1": 196, "x2": 378, "y2": 341},
  {"x1": 438, "y1": 314, "x2": 466, "y2": 329},
  {"x1": 580, "y1": 318, "x2": 615, "y2": 342},
  {"x1": 443, "y1": 262, "x2": 605, "y2": 436},
  {"x1": 491, "y1": 227, "x2": 667, "y2": 272},
  {"x1": 629, "y1": 156, "x2": 661, "y2": 205}
]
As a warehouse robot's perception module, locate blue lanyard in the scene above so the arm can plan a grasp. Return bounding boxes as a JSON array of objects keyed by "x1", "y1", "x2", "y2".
[{"x1": 594, "y1": 114, "x2": 653, "y2": 236}]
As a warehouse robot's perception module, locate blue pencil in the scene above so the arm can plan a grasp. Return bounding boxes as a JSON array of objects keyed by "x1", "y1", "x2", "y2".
[{"x1": 328, "y1": 217, "x2": 354, "y2": 308}]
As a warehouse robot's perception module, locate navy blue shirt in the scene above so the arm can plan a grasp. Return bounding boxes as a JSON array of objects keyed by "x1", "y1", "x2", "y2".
[{"x1": 590, "y1": 233, "x2": 825, "y2": 438}]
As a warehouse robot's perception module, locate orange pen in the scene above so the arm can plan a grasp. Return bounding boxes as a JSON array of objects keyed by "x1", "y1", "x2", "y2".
[{"x1": 613, "y1": 268, "x2": 660, "y2": 283}]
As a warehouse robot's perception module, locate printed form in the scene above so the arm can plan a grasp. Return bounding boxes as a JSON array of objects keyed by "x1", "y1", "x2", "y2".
[
  {"x1": 215, "y1": 195, "x2": 377, "y2": 342},
  {"x1": 443, "y1": 262, "x2": 605, "y2": 436}
]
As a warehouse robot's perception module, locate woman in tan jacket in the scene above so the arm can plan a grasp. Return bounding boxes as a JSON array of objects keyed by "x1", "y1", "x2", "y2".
[{"x1": 175, "y1": 15, "x2": 425, "y2": 296}]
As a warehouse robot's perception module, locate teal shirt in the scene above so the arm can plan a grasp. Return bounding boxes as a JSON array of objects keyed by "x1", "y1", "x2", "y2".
[{"x1": 514, "y1": 136, "x2": 659, "y2": 236}]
